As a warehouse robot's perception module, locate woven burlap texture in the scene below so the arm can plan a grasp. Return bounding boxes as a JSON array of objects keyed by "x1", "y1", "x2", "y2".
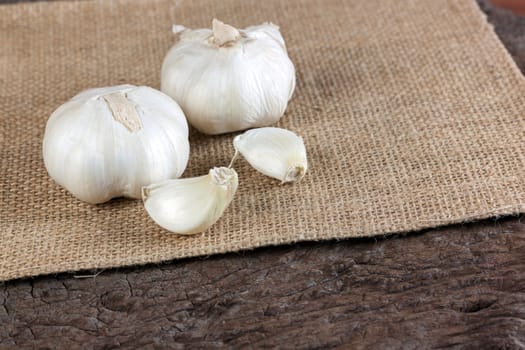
[{"x1": 1, "y1": 0, "x2": 525, "y2": 281}]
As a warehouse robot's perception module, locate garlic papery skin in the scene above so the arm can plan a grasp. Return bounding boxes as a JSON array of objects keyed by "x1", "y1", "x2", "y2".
[
  {"x1": 233, "y1": 127, "x2": 307, "y2": 183},
  {"x1": 161, "y1": 19, "x2": 296, "y2": 135},
  {"x1": 142, "y1": 167, "x2": 238, "y2": 235},
  {"x1": 43, "y1": 85, "x2": 190, "y2": 204}
]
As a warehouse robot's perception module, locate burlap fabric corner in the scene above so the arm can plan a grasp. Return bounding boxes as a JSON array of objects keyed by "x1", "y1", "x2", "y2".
[{"x1": 1, "y1": 0, "x2": 524, "y2": 281}]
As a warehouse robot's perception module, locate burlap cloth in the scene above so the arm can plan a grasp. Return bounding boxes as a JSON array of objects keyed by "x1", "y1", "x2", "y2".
[{"x1": 1, "y1": 0, "x2": 524, "y2": 282}]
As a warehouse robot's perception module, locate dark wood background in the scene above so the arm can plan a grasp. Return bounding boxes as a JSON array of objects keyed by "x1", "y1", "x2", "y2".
[{"x1": 2, "y1": 0, "x2": 525, "y2": 348}]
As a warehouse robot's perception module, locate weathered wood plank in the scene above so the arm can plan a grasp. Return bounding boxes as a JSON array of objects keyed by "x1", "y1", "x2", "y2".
[{"x1": 2, "y1": 217, "x2": 525, "y2": 348}]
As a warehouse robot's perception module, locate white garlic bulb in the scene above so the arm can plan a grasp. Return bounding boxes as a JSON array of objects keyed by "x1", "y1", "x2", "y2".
[
  {"x1": 161, "y1": 19, "x2": 296, "y2": 135},
  {"x1": 233, "y1": 127, "x2": 307, "y2": 183},
  {"x1": 43, "y1": 85, "x2": 190, "y2": 204},
  {"x1": 142, "y1": 167, "x2": 238, "y2": 235}
]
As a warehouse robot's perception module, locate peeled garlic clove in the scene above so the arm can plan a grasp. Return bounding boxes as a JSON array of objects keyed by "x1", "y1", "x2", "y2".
[
  {"x1": 42, "y1": 85, "x2": 189, "y2": 204},
  {"x1": 233, "y1": 127, "x2": 307, "y2": 183},
  {"x1": 161, "y1": 19, "x2": 296, "y2": 135},
  {"x1": 142, "y1": 167, "x2": 238, "y2": 235}
]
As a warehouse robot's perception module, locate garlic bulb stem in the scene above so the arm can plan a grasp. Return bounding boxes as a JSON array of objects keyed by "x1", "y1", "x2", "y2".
[
  {"x1": 102, "y1": 92, "x2": 142, "y2": 132},
  {"x1": 211, "y1": 19, "x2": 240, "y2": 47}
]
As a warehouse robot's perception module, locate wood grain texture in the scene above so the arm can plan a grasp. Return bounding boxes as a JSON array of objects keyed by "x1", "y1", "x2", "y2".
[
  {"x1": 2, "y1": 1, "x2": 525, "y2": 349},
  {"x1": 2, "y1": 218, "x2": 525, "y2": 349}
]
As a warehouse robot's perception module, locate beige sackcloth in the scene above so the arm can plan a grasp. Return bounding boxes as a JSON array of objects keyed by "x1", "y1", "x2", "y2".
[{"x1": 1, "y1": 0, "x2": 525, "y2": 281}]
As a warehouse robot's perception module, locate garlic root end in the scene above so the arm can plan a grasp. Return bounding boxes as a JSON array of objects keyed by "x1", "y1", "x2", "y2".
[{"x1": 283, "y1": 165, "x2": 306, "y2": 183}]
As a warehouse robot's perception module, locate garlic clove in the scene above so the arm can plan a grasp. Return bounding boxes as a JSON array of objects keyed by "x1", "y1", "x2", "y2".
[
  {"x1": 232, "y1": 127, "x2": 307, "y2": 183},
  {"x1": 142, "y1": 167, "x2": 238, "y2": 235}
]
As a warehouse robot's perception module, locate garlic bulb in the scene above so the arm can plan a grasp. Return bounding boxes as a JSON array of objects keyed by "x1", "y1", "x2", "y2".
[
  {"x1": 233, "y1": 127, "x2": 307, "y2": 183},
  {"x1": 142, "y1": 167, "x2": 238, "y2": 235},
  {"x1": 43, "y1": 85, "x2": 190, "y2": 204},
  {"x1": 161, "y1": 19, "x2": 296, "y2": 135}
]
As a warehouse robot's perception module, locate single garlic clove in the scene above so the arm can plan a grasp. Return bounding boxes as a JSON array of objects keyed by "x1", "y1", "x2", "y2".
[
  {"x1": 142, "y1": 167, "x2": 238, "y2": 235},
  {"x1": 233, "y1": 127, "x2": 307, "y2": 183}
]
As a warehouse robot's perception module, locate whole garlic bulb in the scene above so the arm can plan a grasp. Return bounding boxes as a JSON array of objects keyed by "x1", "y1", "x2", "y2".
[
  {"x1": 43, "y1": 85, "x2": 190, "y2": 204},
  {"x1": 161, "y1": 19, "x2": 296, "y2": 135},
  {"x1": 142, "y1": 167, "x2": 238, "y2": 235}
]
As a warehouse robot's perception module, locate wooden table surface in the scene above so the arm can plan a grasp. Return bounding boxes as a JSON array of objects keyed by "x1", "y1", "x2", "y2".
[{"x1": 2, "y1": 1, "x2": 525, "y2": 348}]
